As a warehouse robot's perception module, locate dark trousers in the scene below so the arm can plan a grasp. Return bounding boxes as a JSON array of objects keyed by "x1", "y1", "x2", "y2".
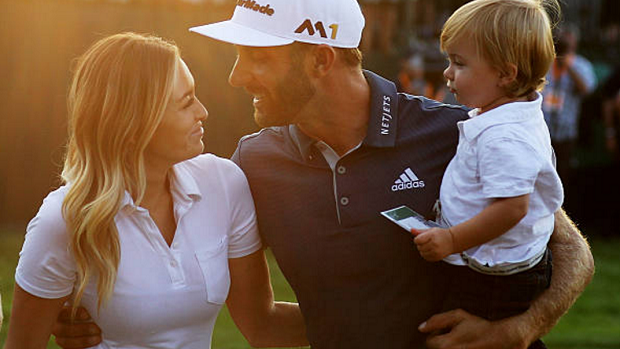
[{"x1": 441, "y1": 250, "x2": 553, "y2": 349}]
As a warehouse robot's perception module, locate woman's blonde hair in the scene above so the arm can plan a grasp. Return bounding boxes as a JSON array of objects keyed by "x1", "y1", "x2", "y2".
[
  {"x1": 440, "y1": 0, "x2": 560, "y2": 97},
  {"x1": 61, "y1": 32, "x2": 179, "y2": 314}
]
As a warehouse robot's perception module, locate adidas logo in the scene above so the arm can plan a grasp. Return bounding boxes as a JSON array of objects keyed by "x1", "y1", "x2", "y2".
[
  {"x1": 391, "y1": 168, "x2": 425, "y2": 192},
  {"x1": 236, "y1": 0, "x2": 275, "y2": 16}
]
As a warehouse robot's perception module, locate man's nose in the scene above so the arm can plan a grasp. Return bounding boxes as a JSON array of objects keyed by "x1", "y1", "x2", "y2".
[{"x1": 228, "y1": 56, "x2": 248, "y2": 88}]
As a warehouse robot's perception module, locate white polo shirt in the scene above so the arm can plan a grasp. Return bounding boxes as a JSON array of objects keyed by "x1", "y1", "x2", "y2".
[
  {"x1": 16, "y1": 154, "x2": 262, "y2": 348},
  {"x1": 440, "y1": 93, "x2": 563, "y2": 269}
]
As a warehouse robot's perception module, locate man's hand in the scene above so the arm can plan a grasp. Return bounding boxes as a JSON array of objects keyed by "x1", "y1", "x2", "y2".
[
  {"x1": 52, "y1": 305, "x2": 102, "y2": 349},
  {"x1": 413, "y1": 227, "x2": 455, "y2": 261},
  {"x1": 419, "y1": 309, "x2": 531, "y2": 349}
]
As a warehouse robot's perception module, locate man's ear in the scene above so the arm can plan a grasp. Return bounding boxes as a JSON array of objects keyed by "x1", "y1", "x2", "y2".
[
  {"x1": 499, "y1": 63, "x2": 518, "y2": 87},
  {"x1": 308, "y1": 44, "x2": 336, "y2": 77}
]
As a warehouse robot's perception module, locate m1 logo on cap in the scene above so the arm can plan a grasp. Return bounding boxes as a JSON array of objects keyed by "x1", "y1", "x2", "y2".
[
  {"x1": 295, "y1": 19, "x2": 339, "y2": 40},
  {"x1": 236, "y1": 0, "x2": 275, "y2": 16}
]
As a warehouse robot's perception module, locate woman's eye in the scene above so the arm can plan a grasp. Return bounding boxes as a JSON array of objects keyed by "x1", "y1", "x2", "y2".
[{"x1": 184, "y1": 97, "x2": 195, "y2": 109}]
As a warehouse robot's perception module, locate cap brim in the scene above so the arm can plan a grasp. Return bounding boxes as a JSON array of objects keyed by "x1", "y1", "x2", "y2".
[{"x1": 189, "y1": 21, "x2": 294, "y2": 47}]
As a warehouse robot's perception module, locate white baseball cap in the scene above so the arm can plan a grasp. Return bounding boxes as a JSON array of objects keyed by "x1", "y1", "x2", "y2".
[{"x1": 189, "y1": 0, "x2": 365, "y2": 48}]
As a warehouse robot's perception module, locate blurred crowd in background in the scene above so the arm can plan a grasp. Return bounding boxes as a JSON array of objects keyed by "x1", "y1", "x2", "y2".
[{"x1": 2, "y1": 0, "x2": 619, "y2": 237}]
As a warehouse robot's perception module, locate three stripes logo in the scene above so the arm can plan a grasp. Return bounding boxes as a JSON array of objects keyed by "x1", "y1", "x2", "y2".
[{"x1": 391, "y1": 168, "x2": 425, "y2": 192}]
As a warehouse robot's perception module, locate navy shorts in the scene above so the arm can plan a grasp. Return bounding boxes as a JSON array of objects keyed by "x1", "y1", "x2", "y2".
[{"x1": 441, "y1": 249, "x2": 553, "y2": 348}]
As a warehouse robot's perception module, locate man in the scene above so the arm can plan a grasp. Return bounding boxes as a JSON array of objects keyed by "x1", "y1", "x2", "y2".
[
  {"x1": 542, "y1": 25, "x2": 596, "y2": 183},
  {"x1": 54, "y1": 0, "x2": 593, "y2": 348}
]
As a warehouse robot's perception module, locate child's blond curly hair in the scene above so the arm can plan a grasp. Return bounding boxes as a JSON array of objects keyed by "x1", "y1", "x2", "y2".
[{"x1": 441, "y1": 0, "x2": 560, "y2": 98}]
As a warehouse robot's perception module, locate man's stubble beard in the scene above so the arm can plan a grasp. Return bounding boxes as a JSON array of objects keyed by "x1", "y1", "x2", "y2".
[{"x1": 254, "y1": 59, "x2": 316, "y2": 128}]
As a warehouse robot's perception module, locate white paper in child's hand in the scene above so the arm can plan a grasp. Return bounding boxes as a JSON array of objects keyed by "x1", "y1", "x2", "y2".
[
  {"x1": 381, "y1": 205, "x2": 437, "y2": 232},
  {"x1": 398, "y1": 216, "x2": 433, "y2": 230}
]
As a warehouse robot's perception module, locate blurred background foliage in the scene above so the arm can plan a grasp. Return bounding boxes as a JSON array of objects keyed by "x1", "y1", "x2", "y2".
[{"x1": 0, "y1": 0, "x2": 258, "y2": 226}]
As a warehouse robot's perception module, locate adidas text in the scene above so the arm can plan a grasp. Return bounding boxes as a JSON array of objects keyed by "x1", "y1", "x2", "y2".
[
  {"x1": 392, "y1": 167, "x2": 425, "y2": 191},
  {"x1": 392, "y1": 181, "x2": 425, "y2": 191},
  {"x1": 236, "y1": 0, "x2": 275, "y2": 16}
]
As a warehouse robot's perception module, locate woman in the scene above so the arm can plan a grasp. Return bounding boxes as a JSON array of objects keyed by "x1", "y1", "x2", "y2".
[{"x1": 5, "y1": 32, "x2": 307, "y2": 348}]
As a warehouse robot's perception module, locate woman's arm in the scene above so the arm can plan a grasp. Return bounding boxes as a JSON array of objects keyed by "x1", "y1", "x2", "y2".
[
  {"x1": 4, "y1": 284, "x2": 70, "y2": 349},
  {"x1": 226, "y1": 249, "x2": 308, "y2": 348}
]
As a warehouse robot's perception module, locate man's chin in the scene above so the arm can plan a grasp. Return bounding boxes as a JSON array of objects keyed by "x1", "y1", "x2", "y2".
[{"x1": 253, "y1": 110, "x2": 291, "y2": 128}]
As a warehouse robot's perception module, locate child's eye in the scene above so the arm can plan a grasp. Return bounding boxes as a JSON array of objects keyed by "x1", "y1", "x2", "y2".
[{"x1": 447, "y1": 57, "x2": 464, "y2": 67}]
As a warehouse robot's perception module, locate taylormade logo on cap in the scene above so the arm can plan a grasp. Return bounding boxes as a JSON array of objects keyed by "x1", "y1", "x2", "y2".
[
  {"x1": 236, "y1": 0, "x2": 274, "y2": 16},
  {"x1": 189, "y1": 0, "x2": 365, "y2": 48}
]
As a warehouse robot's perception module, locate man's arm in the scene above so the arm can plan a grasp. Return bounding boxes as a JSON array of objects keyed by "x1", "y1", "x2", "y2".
[
  {"x1": 419, "y1": 209, "x2": 595, "y2": 349},
  {"x1": 51, "y1": 305, "x2": 102, "y2": 349},
  {"x1": 521, "y1": 209, "x2": 595, "y2": 338}
]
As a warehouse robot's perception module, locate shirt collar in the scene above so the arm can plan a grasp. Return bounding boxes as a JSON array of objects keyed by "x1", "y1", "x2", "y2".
[
  {"x1": 170, "y1": 163, "x2": 202, "y2": 203},
  {"x1": 362, "y1": 70, "x2": 399, "y2": 148},
  {"x1": 461, "y1": 92, "x2": 543, "y2": 141},
  {"x1": 118, "y1": 163, "x2": 202, "y2": 210},
  {"x1": 289, "y1": 124, "x2": 317, "y2": 161},
  {"x1": 120, "y1": 191, "x2": 135, "y2": 210},
  {"x1": 288, "y1": 70, "x2": 399, "y2": 158},
  {"x1": 315, "y1": 140, "x2": 363, "y2": 170}
]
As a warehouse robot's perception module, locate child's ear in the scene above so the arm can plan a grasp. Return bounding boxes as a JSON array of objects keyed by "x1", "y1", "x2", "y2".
[{"x1": 498, "y1": 63, "x2": 518, "y2": 87}]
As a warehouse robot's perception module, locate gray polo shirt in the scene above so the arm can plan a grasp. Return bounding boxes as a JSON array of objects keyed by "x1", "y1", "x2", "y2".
[{"x1": 232, "y1": 70, "x2": 468, "y2": 348}]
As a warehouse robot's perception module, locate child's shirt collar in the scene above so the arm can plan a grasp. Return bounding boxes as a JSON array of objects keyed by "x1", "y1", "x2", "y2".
[{"x1": 460, "y1": 92, "x2": 543, "y2": 141}]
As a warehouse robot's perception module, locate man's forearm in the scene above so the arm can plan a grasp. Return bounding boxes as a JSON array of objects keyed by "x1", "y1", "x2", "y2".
[{"x1": 515, "y1": 209, "x2": 595, "y2": 343}]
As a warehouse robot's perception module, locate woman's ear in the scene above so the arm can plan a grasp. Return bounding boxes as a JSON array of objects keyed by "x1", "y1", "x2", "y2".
[
  {"x1": 308, "y1": 44, "x2": 336, "y2": 77},
  {"x1": 499, "y1": 63, "x2": 518, "y2": 88}
]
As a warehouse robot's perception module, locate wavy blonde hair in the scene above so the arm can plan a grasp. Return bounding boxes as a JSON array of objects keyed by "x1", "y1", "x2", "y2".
[
  {"x1": 62, "y1": 32, "x2": 179, "y2": 314},
  {"x1": 441, "y1": 0, "x2": 560, "y2": 97}
]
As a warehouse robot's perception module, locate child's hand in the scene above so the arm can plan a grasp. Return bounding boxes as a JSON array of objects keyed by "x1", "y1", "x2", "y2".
[{"x1": 412, "y1": 227, "x2": 455, "y2": 262}]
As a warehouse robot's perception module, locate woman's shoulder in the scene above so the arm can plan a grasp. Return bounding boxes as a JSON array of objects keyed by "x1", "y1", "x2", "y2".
[
  {"x1": 33, "y1": 186, "x2": 69, "y2": 221},
  {"x1": 178, "y1": 153, "x2": 245, "y2": 178},
  {"x1": 27, "y1": 185, "x2": 70, "y2": 235}
]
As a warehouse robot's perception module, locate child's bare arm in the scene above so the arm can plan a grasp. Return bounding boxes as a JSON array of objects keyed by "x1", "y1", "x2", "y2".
[
  {"x1": 414, "y1": 194, "x2": 529, "y2": 261},
  {"x1": 450, "y1": 194, "x2": 529, "y2": 251}
]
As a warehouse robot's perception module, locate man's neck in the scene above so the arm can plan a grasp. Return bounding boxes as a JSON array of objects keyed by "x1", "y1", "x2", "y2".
[{"x1": 297, "y1": 69, "x2": 371, "y2": 156}]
